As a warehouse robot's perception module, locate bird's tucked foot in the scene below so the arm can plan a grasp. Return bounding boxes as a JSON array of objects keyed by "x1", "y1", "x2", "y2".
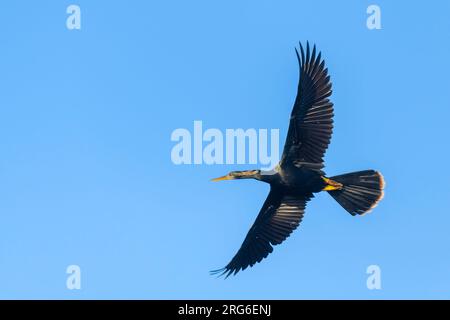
[{"x1": 322, "y1": 177, "x2": 343, "y2": 191}]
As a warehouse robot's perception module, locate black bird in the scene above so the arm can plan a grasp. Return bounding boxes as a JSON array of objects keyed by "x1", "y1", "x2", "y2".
[{"x1": 211, "y1": 42, "x2": 385, "y2": 278}]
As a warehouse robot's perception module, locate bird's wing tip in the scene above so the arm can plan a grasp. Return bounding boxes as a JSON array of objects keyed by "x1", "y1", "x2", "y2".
[
  {"x1": 210, "y1": 267, "x2": 235, "y2": 279},
  {"x1": 209, "y1": 268, "x2": 226, "y2": 278}
]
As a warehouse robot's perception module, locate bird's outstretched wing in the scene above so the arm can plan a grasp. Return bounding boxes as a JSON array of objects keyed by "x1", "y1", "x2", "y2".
[
  {"x1": 279, "y1": 42, "x2": 334, "y2": 169},
  {"x1": 211, "y1": 188, "x2": 313, "y2": 277}
]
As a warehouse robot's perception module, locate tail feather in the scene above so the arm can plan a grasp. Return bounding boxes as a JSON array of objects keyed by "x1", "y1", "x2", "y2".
[{"x1": 327, "y1": 170, "x2": 385, "y2": 216}]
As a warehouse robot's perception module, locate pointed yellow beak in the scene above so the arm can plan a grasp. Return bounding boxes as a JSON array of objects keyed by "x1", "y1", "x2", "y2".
[{"x1": 211, "y1": 175, "x2": 233, "y2": 182}]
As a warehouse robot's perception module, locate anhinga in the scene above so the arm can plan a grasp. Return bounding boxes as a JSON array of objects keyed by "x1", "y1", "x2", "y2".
[{"x1": 211, "y1": 42, "x2": 385, "y2": 277}]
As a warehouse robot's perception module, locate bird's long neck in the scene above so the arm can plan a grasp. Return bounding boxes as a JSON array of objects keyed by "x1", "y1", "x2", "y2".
[{"x1": 257, "y1": 169, "x2": 279, "y2": 183}]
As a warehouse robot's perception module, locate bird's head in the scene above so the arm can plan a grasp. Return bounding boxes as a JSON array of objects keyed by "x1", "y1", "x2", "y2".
[{"x1": 211, "y1": 170, "x2": 261, "y2": 182}]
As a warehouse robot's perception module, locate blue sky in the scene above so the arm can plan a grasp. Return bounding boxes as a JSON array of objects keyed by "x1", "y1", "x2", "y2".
[{"x1": 1, "y1": 1, "x2": 449, "y2": 299}]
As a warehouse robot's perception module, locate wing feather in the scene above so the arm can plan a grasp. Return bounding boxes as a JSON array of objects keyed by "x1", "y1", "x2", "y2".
[
  {"x1": 211, "y1": 189, "x2": 312, "y2": 277},
  {"x1": 280, "y1": 42, "x2": 334, "y2": 169}
]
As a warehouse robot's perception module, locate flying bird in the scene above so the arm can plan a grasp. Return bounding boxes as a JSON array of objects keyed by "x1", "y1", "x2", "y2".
[{"x1": 211, "y1": 42, "x2": 385, "y2": 277}]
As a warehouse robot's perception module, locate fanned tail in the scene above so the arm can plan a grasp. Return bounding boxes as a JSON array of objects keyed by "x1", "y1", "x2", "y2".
[{"x1": 327, "y1": 170, "x2": 385, "y2": 216}]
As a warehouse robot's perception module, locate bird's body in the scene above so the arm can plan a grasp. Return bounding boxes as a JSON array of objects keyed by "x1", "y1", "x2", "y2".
[
  {"x1": 258, "y1": 166, "x2": 326, "y2": 193},
  {"x1": 212, "y1": 42, "x2": 385, "y2": 277}
]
